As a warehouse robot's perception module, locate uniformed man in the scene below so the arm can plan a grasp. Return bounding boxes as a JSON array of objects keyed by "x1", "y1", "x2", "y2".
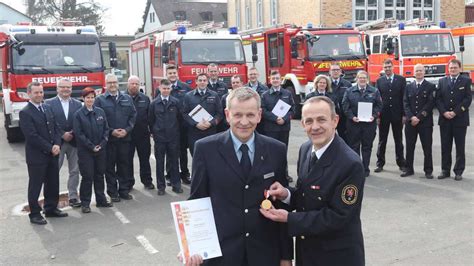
[
  {"x1": 182, "y1": 73, "x2": 223, "y2": 155},
  {"x1": 261, "y1": 96, "x2": 365, "y2": 266},
  {"x1": 401, "y1": 64, "x2": 435, "y2": 178},
  {"x1": 45, "y1": 78, "x2": 82, "y2": 208},
  {"x1": 94, "y1": 73, "x2": 137, "y2": 202},
  {"x1": 375, "y1": 59, "x2": 407, "y2": 173},
  {"x1": 149, "y1": 79, "x2": 183, "y2": 195},
  {"x1": 207, "y1": 63, "x2": 228, "y2": 99},
  {"x1": 167, "y1": 65, "x2": 192, "y2": 184},
  {"x1": 73, "y1": 87, "x2": 113, "y2": 213},
  {"x1": 261, "y1": 70, "x2": 295, "y2": 182},
  {"x1": 342, "y1": 71, "x2": 383, "y2": 177},
  {"x1": 125, "y1": 75, "x2": 154, "y2": 190},
  {"x1": 20, "y1": 82, "x2": 67, "y2": 225},
  {"x1": 329, "y1": 62, "x2": 352, "y2": 142},
  {"x1": 435, "y1": 59, "x2": 472, "y2": 181}
]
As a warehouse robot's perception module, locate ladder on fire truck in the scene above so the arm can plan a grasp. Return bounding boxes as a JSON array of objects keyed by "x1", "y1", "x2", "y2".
[{"x1": 356, "y1": 17, "x2": 431, "y2": 31}]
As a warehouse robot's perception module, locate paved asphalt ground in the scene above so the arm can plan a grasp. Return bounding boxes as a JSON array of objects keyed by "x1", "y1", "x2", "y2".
[{"x1": 0, "y1": 109, "x2": 473, "y2": 265}]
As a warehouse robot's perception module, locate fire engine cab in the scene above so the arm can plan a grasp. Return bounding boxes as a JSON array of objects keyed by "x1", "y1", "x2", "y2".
[
  {"x1": 0, "y1": 22, "x2": 111, "y2": 143},
  {"x1": 241, "y1": 24, "x2": 367, "y2": 118},
  {"x1": 359, "y1": 18, "x2": 456, "y2": 85},
  {"x1": 130, "y1": 24, "x2": 247, "y2": 97},
  {"x1": 452, "y1": 24, "x2": 474, "y2": 83}
]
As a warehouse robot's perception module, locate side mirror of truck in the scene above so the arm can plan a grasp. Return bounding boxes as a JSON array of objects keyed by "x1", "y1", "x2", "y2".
[
  {"x1": 290, "y1": 38, "x2": 298, "y2": 59},
  {"x1": 459, "y1": 35, "x2": 465, "y2": 52},
  {"x1": 393, "y1": 38, "x2": 399, "y2": 61},
  {"x1": 365, "y1": 35, "x2": 371, "y2": 55},
  {"x1": 251, "y1": 40, "x2": 258, "y2": 62},
  {"x1": 162, "y1": 42, "x2": 169, "y2": 64},
  {"x1": 108, "y1": 42, "x2": 118, "y2": 68}
]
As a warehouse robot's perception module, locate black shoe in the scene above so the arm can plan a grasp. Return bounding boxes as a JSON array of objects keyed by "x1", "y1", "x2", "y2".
[
  {"x1": 30, "y1": 215, "x2": 47, "y2": 225},
  {"x1": 454, "y1": 175, "x2": 463, "y2": 181},
  {"x1": 96, "y1": 202, "x2": 113, "y2": 208},
  {"x1": 69, "y1": 199, "x2": 81, "y2": 208},
  {"x1": 437, "y1": 173, "x2": 450, "y2": 179},
  {"x1": 165, "y1": 174, "x2": 170, "y2": 181},
  {"x1": 157, "y1": 189, "x2": 165, "y2": 196},
  {"x1": 374, "y1": 166, "x2": 383, "y2": 173},
  {"x1": 287, "y1": 176, "x2": 294, "y2": 183},
  {"x1": 172, "y1": 187, "x2": 184, "y2": 194},
  {"x1": 400, "y1": 171, "x2": 414, "y2": 177},
  {"x1": 166, "y1": 181, "x2": 172, "y2": 186},
  {"x1": 119, "y1": 193, "x2": 133, "y2": 200},
  {"x1": 81, "y1": 206, "x2": 91, "y2": 213},
  {"x1": 399, "y1": 166, "x2": 406, "y2": 172},
  {"x1": 425, "y1": 173, "x2": 434, "y2": 179},
  {"x1": 44, "y1": 209, "x2": 68, "y2": 218},
  {"x1": 111, "y1": 196, "x2": 121, "y2": 203},
  {"x1": 181, "y1": 177, "x2": 191, "y2": 185},
  {"x1": 144, "y1": 184, "x2": 155, "y2": 190}
]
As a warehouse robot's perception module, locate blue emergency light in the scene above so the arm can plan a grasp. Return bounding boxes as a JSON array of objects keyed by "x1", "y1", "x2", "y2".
[
  {"x1": 229, "y1": 27, "x2": 238, "y2": 34},
  {"x1": 177, "y1": 26, "x2": 186, "y2": 35},
  {"x1": 439, "y1": 21, "x2": 446, "y2": 28},
  {"x1": 398, "y1": 23, "x2": 405, "y2": 30},
  {"x1": 307, "y1": 23, "x2": 313, "y2": 29},
  {"x1": 10, "y1": 27, "x2": 29, "y2": 33}
]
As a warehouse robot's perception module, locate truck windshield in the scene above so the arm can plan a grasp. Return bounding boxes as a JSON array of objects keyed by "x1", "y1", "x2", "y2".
[
  {"x1": 11, "y1": 34, "x2": 103, "y2": 74},
  {"x1": 308, "y1": 34, "x2": 365, "y2": 60},
  {"x1": 180, "y1": 39, "x2": 245, "y2": 64},
  {"x1": 401, "y1": 33, "x2": 454, "y2": 56}
]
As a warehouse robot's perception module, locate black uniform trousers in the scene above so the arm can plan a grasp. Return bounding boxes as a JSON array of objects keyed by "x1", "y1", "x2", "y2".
[
  {"x1": 27, "y1": 157, "x2": 59, "y2": 217},
  {"x1": 440, "y1": 123, "x2": 467, "y2": 176},
  {"x1": 78, "y1": 148, "x2": 107, "y2": 206},
  {"x1": 105, "y1": 141, "x2": 131, "y2": 197},
  {"x1": 346, "y1": 121, "x2": 377, "y2": 173},
  {"x1": 155, "y1": 140, "x2": 180, "y2": 190},
  {"x1": 166, "y1": 125, "x2": 189, "y2": 176},
  {"x1": 376, "y1": 116, "x2": 405, "y2": 168},
  {"x1": 404, "y1": 125, "x2": 433, "y2": 174},
  {"x1": 188, "y1": 129, "x2": 216, "y2": 156},
  {"x1": 128, "y1": 136, "x2": 153, "y2": 188}
]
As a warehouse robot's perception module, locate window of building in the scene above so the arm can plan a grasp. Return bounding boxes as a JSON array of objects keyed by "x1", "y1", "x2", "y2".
[
  {"x1": 222, "y1": 12, "x2": 228, "y2": 21},
  {"x1": 174, "y1": 11, "x2": 186, "y2": 21},
  {"x1": 149, "y1": 12, "x2": 155, "y2": 23},
  {"x1": 200, "y1": 12, "x2": 213, "y2": 22},
  {"x1": 354, "y1": 0, "x2": 378, "y2": 26},
  {"x1": 412, "y1": 0, "x2": 434, "y2": 21},
  {"x1": 256, "y1": 0, "x2": 263, "y2": 27},
  {"x1": 270, "y1": 0, "x2": 278, "y2": 25},
  {"x1": 372, "y1": 35, "x2": 381, "y2": 53},
  {"x1": 236, "y1": 0, "x2": 241, "y2": 29},
  {"x1": 245, "y1": 5, "x2": 251, "y2": 29}
]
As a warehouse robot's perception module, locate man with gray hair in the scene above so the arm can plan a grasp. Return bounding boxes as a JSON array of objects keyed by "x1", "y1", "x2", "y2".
[
  {"x1": 186, "y1": 87, "x2": 293, "y2": 265},
  {"x1": 45, "y1": 78, "x2": 82, "y2": 207},
  {"x1": 207, "y1": 63, "x2": 228, "y2": 98}
]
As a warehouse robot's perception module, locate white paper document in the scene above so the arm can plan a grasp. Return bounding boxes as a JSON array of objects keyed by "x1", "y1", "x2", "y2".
[
  {"x1": 171, "y1": 197, "x2": 222, "y2": 264},
  {"x1": 272, "y1": 99, "x2": 291, "y2": 117},
  {"x1": 189, "y1": 104, "x2": 213, "y2": 123},
  {"x1": 358, "y1": 102, "x2": 373, "y2": 122}
]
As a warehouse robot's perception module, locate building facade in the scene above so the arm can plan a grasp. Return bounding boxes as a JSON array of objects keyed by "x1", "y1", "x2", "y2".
[
  {"x1": 0, "y1": 2, "x2": 32, "y2": 25},
  {"x1": 228, "y1": 0, "x2": 466, "y2": 30}
]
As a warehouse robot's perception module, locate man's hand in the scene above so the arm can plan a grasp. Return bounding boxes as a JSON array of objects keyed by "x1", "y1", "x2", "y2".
[
  {"x1": 276, "y1": 117, "x2": 285, "y2": 125},
  {"x1": 443, "y1": 111, "x2": 455, "y2": 119},
  {"x1": 267, "y1": 182, "x2": 289, "y2": 201},
  {"x1": 280, "y1": 260, "x2": 292, "y2": 266},
  {"x1": 259, "y1": 207, "x2": 288, "y2": 223},
  {"x1": 51, "y1": 145, "x2": 60, "y2": 156},
  {"x1": 62, "y1": 131, "x2": 74, "y2": 142},
  {"x1": 369, "y1": 116, "x2": 375, "y2": 122},
  {"x1": 410, "y1": 116, "x2": 420, "y2": 126},
  {"x1": 352, "y1": 117, "x2": 360, "y2": 123},
  {"x1": 93, "y1": 145, "x2": 101, "y2": 153},
  {"x1": 112, "y1": 129, "x2": 122, "y2": 137},
  {"x1": 177, "y1": 252, "x2": 203, "y2": 266},
  {"x1": 196, "y1": 121, "x2": 208, "y2": 131}
]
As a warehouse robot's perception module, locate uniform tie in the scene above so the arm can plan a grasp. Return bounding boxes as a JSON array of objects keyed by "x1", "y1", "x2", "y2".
[
  {"x1": 172, "y1": 84, "x2": 176, "y2": 90},
  {"x1": 240, "y1": 144, "x2": 251, "y2": 179},
  {"x1": 38, "y1": 105, "x2": 44, "y2": 113},
  {"x1": 451, "y1": 77, "x2": 456, "y2": 86},
  {"x1": 163, "y1": 98, "x2": 168, "y2": 105},
  {"x1": 308, "y1": 151, "x2": 318, "y2": 173}
]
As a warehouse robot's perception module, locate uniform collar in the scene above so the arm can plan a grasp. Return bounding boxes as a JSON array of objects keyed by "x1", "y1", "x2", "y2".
[
  {"x1": 311, "y1": 136, "x2": 334, "y2": 160},
  {"x1": 229, "y1": 130, "x2": 255, "y2": 155}
]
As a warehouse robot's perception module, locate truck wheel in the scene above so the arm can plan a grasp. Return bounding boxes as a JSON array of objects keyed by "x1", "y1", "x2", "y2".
[
  {"x1": 4, "y1": 114, "x2": 24, "y2": 143},
  {"x1": 286, "y1": 86, "x2": 302, "y2": 119}
]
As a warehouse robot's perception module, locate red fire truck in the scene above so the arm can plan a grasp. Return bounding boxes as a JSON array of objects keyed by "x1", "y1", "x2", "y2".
[
  {"x1": 0, "y1": 22, "x2": 113, "y2": 142},
  {"x1": 452, "y1": 24, "x2": 474, "y2": 82},
  {"x1": 358, "y1": 18, "x2": 456, "y2": 86},
  {"x1": 241, "y1": 24, "x2": 367, "y2": 118},
  {"x1": 130, "y1": 24, "x2": 247, "y2": 97}
]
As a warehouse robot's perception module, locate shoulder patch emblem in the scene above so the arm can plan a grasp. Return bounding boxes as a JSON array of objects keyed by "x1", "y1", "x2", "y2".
[{"x1": 341, "y1": 185, "x2": 358, "y2": 205}]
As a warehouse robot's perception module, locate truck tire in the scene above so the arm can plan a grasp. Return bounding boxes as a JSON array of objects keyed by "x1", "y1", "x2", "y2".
[
  {"x1": 286, "y1": 86, "x2": 302, "y2": 119},
  {"x1": 4, "y1": 114, "x2": 24, "y2": 143}
]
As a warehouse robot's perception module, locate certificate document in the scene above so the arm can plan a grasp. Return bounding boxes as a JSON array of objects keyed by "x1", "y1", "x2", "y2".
[
  {"x1": 358, "y1": 102, "x2": 373, "y2": 122},
  {"x1": 171, "y1": 197, "x2": 222, "y2": 264},
  {"x1": 272, "y1": 99, "x2": 291, "y2": 117},
  {"x1": 189, "y1": 104, "x2": 213, "y2": 123}
]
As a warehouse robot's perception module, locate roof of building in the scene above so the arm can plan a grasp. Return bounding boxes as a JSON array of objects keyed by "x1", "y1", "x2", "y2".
[{"x1": 0, "y1": 2, "x2": 33, "y2": 22}]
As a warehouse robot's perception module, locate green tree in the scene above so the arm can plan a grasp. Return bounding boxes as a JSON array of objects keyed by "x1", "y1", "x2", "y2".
[{"x1": 26, "y1": 0, "x2": 106, "y2": 35}]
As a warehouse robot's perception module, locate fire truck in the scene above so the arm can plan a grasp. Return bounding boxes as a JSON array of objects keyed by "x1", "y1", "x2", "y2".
[
  {"x1": 358, "y1": 18, "x2": 456, "y2": 85},
  {"x1": 0, "y1": 22, "x2": 113, "y2": 143},
  {"x1": 130, "y1": 23, "x2": 247, "y2": 97},
  {"x1": 240, "y1": 24, "x2": 368, "y2": 118},
  {"x1": 452, "y1": 24, "x2": 474, "y2": 82}
]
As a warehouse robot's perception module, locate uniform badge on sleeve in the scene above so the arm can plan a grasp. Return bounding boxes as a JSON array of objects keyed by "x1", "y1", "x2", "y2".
[{"x1": 341, "y1": 185, "x2": 358, "y2": 205}]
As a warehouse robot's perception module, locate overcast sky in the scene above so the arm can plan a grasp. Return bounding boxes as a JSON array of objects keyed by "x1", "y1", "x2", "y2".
[{"x1": 1, "y1": 0, "x2": 148, "y2": 35}]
